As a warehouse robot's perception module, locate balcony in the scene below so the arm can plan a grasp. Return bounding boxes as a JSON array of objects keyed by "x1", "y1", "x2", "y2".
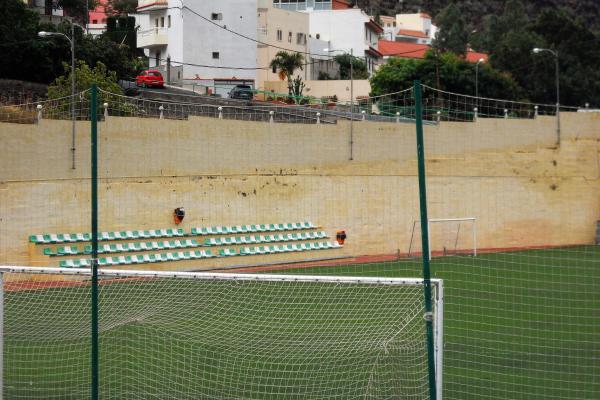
[
  {"x1": 137, "y1": 0, "x2": 168, "y2": 12},
  {"x1": 137, "y1": 27, "x2": 168, "y2": 48}
]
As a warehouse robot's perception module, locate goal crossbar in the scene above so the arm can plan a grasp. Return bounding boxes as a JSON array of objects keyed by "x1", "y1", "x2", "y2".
[
  {"x1": 409, "y1": 217, "x2": 477, "y2": 260},
  {"x1": 0, "y1": 266, "x2": 437, "y2": 286}
]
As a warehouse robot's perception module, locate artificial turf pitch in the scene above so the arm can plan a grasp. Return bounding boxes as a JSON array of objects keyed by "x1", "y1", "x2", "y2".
[{"x1": 2, "y1": 246, "x2": 599, "y2": 399}]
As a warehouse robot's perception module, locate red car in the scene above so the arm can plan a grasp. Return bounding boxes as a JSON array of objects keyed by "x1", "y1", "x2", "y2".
[{"x1": 135, "y1": 70, "x2": 165, "y2": 88}]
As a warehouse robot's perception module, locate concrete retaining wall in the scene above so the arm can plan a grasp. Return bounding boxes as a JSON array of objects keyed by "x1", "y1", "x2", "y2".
[{"x1": 1, "y1": 112, "x2": 598, "y2": 268}]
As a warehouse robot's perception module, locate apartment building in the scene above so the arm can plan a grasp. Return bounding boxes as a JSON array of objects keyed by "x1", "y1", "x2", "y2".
[
  {"x1": 256, "y1": 0, "x2": 314, "y2": 90},
  {"x1": 272, "y1": 0, "x2": 353, "y2": 11},
  {"x1": 307, "y1": 8, "x2": 383, "y2": 75},
  {"x1": 272, "y1": 0, "x2": 382, "y2": 76},
  {"x1": 87, "y1": 0, "x2": 108, "y2": 36},
  {"x1": 381, "y1": 12, "x2": 437, "y2": 45},
  {"x1": 136, "y1": 0, "x2": 258, "y2": 91},
  {"x1": 23, "y1": 0, "x2": 66, "y2": 24},
  {"x1": 379, "y1": 15, "x2": 397, "y2": 41}
]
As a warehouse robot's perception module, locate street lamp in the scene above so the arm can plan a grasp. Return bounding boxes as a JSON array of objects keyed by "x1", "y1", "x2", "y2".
[
  {"x1": 39, "y1": 24, "x2": 77, "y2": 169},
  {"x1": 325, "y1": 47, "x2": 355, "y2": 160},
  {"x1": 475, "y1": 58, "x2": 484, "y2": 98},
  {"x1": 532, "y1": 47, "x2": 560, "y2": 144}
]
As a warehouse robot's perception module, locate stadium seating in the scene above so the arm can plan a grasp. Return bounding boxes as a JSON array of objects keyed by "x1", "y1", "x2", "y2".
[
  {"x1": 190, "y1": 221, "x2": 316, "y2": 236},
  {"x1": 204, "y1": 231, "x2": 328, "y2": 246},
  {"x1": 240, "y1": 241, "x2": 341, "y2": 256},
  {"x1": 30, "y1": 228, "x2": 184, "y2": 244},
  {"x1": 43, "y1": 239, "x2": 199, "y2": 256},
  {"x1": 58, "y1": 242, "x2": 342, "y2": 268},
  {"x1": 60, "y1": 250, "x2": 215, "y2": 268},
  {"x1": 29, "y1": 220, "x2": 342, "y2": 269}
]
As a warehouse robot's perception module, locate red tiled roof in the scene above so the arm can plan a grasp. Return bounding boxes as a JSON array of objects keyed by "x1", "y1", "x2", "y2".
[
  {"x1": 396, "y1": 29, "x2": 429, "y2": 39},
  {"x1": 378, "y1": 40, "x2": 489, "y2": 63},
  {"x1": 466, "y1": 51, "x2": 489, "y2": 63},
  {"x1": 332, "y1": 0, "x2": 353, "y2": 9},
  {"x1": 420, "y1": 13, "x2": 432, "y2": 19},
  {"x1": 378, "y1": 40, "x2": 429, "y2": 59}
]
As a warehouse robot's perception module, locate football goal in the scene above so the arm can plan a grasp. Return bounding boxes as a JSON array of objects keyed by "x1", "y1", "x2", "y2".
[
  {"x1": 408, "y1": 217, "x2": 477, "y2": 260},
  {"x1": 0, "y1": 266, "x2": 443, "y2": 399}
]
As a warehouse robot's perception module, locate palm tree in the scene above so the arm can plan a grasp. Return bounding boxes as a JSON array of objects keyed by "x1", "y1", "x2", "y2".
[{"x1": 269, "y1": 51, "x2": 304, "y2": 97}]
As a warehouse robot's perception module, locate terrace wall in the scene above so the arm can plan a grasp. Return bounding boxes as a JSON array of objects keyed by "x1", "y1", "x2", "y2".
[{"x1": 1, "y1": 112, "x2": 599, "y2": 267}]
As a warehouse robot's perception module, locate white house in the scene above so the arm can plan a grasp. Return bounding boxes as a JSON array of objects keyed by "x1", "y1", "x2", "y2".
[
  {"x1": 305, "y1": 8, "x2": 383, "y2": 75},
  {"x1": 136, "y1": 0, "x2": 258, "y2": 93},
  {"x1": 395, "y1": 12, "x2": 437, "y2": 45}
]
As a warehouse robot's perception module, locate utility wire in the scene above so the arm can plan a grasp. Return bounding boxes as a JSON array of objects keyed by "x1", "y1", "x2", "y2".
[
  {"x1": 180, "y1": 5, "x2": 336, "y2": 59},
  {"x1": 155, "y1": 56, "x2": 329, "y2": 71}
]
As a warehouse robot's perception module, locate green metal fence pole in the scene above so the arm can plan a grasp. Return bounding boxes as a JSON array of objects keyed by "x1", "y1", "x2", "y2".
[
  {"x1": 414, "y1": 80, "x2": 438, "y2": 400},
  {"x1": 90, "y1": 84, "x2": 99, "y2": 400}
]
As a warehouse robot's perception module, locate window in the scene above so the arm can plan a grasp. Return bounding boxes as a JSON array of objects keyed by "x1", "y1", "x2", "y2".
[
  {"x1": 92, "y1": 19, "x2": 97, "y2": 24},
  {"x1": 393, "y1": 22, "x2": 396, "y2": 27},
  {"x1": 155, "y1": 18, "x2": 158, "y2": 27},
  {"x1": 296, "y1": 33, "x2": 306, "y2": 45},
  {"x1": 212, "y1": 52, "x2": 220, "y2": 59},
  {"x1": 211, "y1": 13, "x2": 222, "y2": 20},
  {"x1": 168, "y1": 15, "x2": 171, "y2": 28},
  {"x1": 277, "y1": 29, "x2": 282, "y2": 41},
  {"x1": 316, "y1": 33, "x2": 320, "y2": 39},
  {"x1": 160, "y1": 17, "x2": 164, "y2": 27},
  {"x1": 288, "y1": 31, "x2": 292, "y2": 43}
]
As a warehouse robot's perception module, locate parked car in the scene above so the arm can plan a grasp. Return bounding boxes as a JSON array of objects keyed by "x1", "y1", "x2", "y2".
[
  {"x1": 229, "y1": 85, "x2": 254, "y2": 100},
  {"x1": 135, "y1": 70, "x2": 165, "y2": 88}
]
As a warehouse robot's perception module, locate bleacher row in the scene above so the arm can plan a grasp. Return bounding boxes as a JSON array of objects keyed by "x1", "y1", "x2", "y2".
[
  {"x1": 28, "y1": 221, "x2": 343, "y2": 268},
  {"x1": 29, "y1": 222, "x2": 317, "y2": 245},
  {"x1": 43, "y1": 231, "x2": 329, "y2": 256},
  {"x1": 59, "y1": 242, "x2": 342, "y2": 268}
]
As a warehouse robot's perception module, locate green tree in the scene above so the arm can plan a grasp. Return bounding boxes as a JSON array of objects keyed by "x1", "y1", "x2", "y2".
[
  {"x1": 0, "y1": 0, "x2": 68, "y2": 83},
  {"x1": 0, "y1": 0, "x2": 136, "y2": 84},
  {"x1": 475, "y1": 0, "x2": 530, "y2": 54},
  {"x1": 432, "y1": 2, "x2": 468, "y2": 55},
  {"x1": 105, "y1": 0, "x2": 138, "y2": 16},
  {"x1": 48, "y1": 60, "x2": 123, "y2": 98},
  {"x1": 47, "y1": 61, "x2": 138, "y2": 117},
  {"x1": 370, "y1": 51, "x2": 522, "y2": 100},
  {"x1": 334, "y1": 54, "x2": 369, "y2": 80},
  {"x1": 528, "y1": 8, "x2": 600, "y2": 106},
  {"x1": 269, "y1": 51, "x2": 305, "y2": 97}
]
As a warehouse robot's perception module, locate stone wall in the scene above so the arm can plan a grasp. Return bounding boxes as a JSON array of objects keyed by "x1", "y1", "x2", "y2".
[{"x1": 1, "y1": 112, "x2": 598, "y2": 268}]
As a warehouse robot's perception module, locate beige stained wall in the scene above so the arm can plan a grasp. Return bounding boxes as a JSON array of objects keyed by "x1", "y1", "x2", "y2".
[
  {"x1": 263, "y1": 79, "x2": 371, "y2": 102},
  {"x1": 0, "y1": 112, "x2": 599, "y2": 269}
]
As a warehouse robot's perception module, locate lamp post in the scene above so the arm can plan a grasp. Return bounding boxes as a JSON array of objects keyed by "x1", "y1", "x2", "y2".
[
  {"x1": 475, "y1": 58, "x2": 484, "y2": 107},
  {"x1": 325, "y1": 47, "x2": 356, "y2": 160},
  {"x1": 532, "y1": 47, "x2": 560, "y2": 144},
  {"x1": 39, "y1": 23, "x2": 77, "y2": 169}
]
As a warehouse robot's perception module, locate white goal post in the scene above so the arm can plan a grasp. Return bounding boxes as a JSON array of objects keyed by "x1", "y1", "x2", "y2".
[
  {"x1": 409, "y1": 217, "x2": 477, "y2": 260},
  {"x1": 0, "y1": 266, "x2": 444, "y2": 399}
]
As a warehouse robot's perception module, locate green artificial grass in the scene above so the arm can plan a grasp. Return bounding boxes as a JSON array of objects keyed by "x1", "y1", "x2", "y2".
[{"x1": 2, "y1": 246, "x2": 599, "y2": 399}]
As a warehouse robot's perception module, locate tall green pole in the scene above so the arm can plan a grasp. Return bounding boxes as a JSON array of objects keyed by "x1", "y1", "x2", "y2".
[
  {"x1": 414, "y1": 80, "x2": 438, "y2": 400},
  {"x1": 90, "y1": 84, "x2": 99, "y2": 400}
]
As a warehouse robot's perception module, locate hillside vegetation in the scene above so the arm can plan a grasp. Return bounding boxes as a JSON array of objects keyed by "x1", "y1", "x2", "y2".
[{"x1": 356, "y1": 0, "x2": 600, "y2": 34}]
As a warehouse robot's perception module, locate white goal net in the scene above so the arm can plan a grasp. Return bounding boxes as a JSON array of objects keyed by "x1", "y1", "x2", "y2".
[
  {"x1": 408, "y1": 218, "x2": 477, "y2": 260},
  {"x1": 0, "y1": 267, "x2": 443, "y2": 399}
]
